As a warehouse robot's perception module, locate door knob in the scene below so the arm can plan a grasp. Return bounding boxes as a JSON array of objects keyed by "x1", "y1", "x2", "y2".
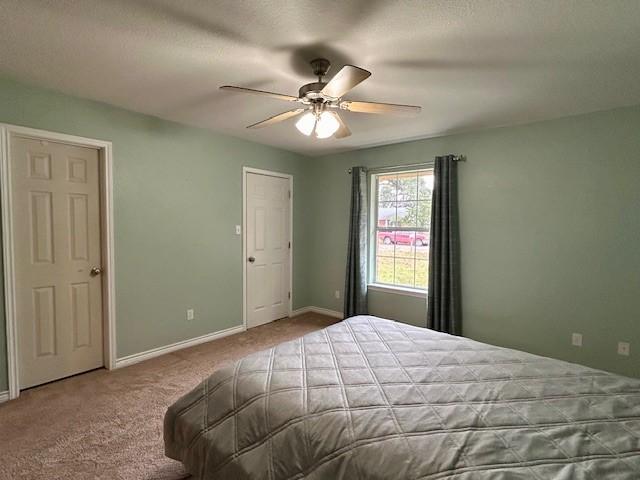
[
  {"x1": 248, "y1": 256, "x2": 255, "y2": 263},
  {"x1": 90, "y1": 266, "x2": 103, "y2": 276}
]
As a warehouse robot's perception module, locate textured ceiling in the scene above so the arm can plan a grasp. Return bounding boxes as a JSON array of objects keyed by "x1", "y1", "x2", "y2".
[{"x1": 1, "y1": 0, "x2": 640, "y2": 156}]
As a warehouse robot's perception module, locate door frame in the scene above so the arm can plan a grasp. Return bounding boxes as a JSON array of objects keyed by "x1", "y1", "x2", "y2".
[
  {"x1": 0, "y1": 123, "x2": 116, "y2": 400},
  {"x1": 242, "y1": 167, "x2": 293, "y2": 329}
]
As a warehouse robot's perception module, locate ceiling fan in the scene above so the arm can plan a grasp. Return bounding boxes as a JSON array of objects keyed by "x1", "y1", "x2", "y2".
[{"x1": 220, "y1": 58, "x2": 422, "y2": 139}]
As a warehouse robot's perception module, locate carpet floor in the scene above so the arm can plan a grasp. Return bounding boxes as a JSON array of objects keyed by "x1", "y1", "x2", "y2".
[{"x1": 0, "y1": 313, "x2": 338, "y2": 480}]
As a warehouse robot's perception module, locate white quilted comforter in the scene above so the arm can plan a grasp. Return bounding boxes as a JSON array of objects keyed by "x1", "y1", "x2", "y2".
[{"x1": 164, "y1": 316, "x2": 640, "y2": 479}]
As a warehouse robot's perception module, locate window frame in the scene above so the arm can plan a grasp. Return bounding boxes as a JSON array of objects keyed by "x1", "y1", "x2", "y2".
[{"x1": 368, "y1": 166, "x2": 434, "y2": 296}]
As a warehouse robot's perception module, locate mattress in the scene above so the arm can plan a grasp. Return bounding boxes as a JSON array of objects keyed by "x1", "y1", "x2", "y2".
[{"x1": 164, "y1": 315, "x2": 640, "y2": 479}]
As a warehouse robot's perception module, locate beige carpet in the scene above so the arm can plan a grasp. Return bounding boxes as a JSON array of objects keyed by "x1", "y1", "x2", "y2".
[{"x1": 0, "y1": 313, "x2": 338, "y2": 480}]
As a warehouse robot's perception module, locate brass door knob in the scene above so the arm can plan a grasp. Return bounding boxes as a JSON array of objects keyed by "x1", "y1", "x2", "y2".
[
  {"x1": 248, "y1": 256, "x2": 255, "y2": 263},
  {"x1": 90, "y1": 266, "x2": 103, "y2": 276}
]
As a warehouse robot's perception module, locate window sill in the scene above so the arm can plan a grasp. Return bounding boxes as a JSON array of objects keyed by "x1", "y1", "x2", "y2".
[{"x1": 368, "y1": 283, "x2": 427, "y2": 299}]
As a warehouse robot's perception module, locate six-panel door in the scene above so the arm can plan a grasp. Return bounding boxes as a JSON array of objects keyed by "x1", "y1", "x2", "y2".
[
  {"x1": 12, "y1": 136, "x2": 104, "y2": 389},
  {"x1": 246, "y1": 172, "x2": 291, "y2": 328}
]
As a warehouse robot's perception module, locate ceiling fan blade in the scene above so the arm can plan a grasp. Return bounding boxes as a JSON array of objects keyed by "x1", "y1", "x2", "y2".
[
  {"x1": 334, "y1": 113, "x2": 352, "y2": 139},
  {"x1": 341, "y1": 100, "x2": 421, "y2": 116},
  {"x1": 246, "y1": 108, "x2": 306, "y2": 129},
  {"x1": 220, "y1": 85, "x2": 299, "y2": 102},
  {"x1": 321, "y1": 65, "x2": 371, "y2": 98}
]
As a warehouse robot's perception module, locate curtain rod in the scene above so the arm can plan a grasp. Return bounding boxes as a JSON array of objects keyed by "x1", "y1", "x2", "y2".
[{"x1": 348, "y1": 155, "x2": 465, "y2": 174}]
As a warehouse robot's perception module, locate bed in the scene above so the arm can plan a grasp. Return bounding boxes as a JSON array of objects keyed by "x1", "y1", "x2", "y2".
[{"x1": 164, "y1": 315, "x2": 640, "y2": 479}]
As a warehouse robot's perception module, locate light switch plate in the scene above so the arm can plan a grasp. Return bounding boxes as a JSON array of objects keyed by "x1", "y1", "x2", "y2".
[
  {"x1": 235, "y1": 225, "x2": 241, "y2": 235},
  {"x1": 335, "y1": 290, "x2": 340, "y2": 299},
  {"x1": 618, "y1": 342, "x2": 630, "y2": 356},
  {"x1": 571, "y1": 333, "x2": 583, "y2": 347},
  {"x1": 186, "y1": 308, "x2": 194, "y2": 321}
]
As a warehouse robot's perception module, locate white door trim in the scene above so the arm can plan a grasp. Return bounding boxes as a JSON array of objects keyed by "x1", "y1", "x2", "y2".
[
  {"x1": 0, "y1": 123, "x2": 116, "y2": 400},
  {"x1": 242, "y1": 167, "x2": 293, "y2": 330}
]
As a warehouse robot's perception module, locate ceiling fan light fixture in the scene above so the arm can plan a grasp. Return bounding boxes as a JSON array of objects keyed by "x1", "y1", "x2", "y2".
[
  {"x1": 295, "y1": 111, "x2": 316, "y2": 136},
  {"x1": 315, "y1": 111, "x2": 340, "y2": 139}
]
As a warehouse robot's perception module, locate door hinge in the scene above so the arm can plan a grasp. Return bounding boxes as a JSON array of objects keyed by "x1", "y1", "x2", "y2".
[
  {"x1": 288, "y1": 190, "x2": 291, "y2": 199},
  {"x1": 288, "y1": 292, "x2": 291, "y2": 299},
  {"x1": 288, "y1": 241, "x2": 291, "y2": 249}
]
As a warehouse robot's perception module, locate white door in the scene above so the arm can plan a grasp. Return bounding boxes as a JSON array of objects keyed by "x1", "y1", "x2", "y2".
[
  {"x1": 245, "y1": 171, "x2": 291, "y2": 328},
  {"x1": 11, "y1": 135, "x2": 104, "y2": 389}
]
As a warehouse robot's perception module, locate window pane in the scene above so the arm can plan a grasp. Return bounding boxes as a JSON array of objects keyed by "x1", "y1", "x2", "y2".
[
  {"x1": 372, "y1": 170, "x2": 431, "y2": 291},
  {"x1": 393, "y1": 234, "x2": 415, "y2": 258},
  {"x1": 397, "y1": 171, "x2": 418, "y2": 201},
  {"x1": 396, "y1": 201, "x2": 417, "y2": 227},
  {"x1": 416, "y1": 244, "x2": 429, "y2": 260},
  {"x1": 394, "y1": 257, "x2": 415, "y2": 287},
  {"x1": 376, "y1": 256, "x2": 394, "y2": 284},
  {"x1": 416, "y1": 201, "x2": 431, "y2": 230},
  {"x1": 377, "y1": 201, "x2": 396, "y2": 228},
  {"x1": 378, "y1": 174, "x2": 397, "y2": 202},
  {"x1": 418, "y1": 172, "x2": 434, "y2": 200},
  {"x1": 376, "y1": 231, "x2": 395, "y2": 256},
  {"x1": 415, "y1": 260, "x2": 428, "y2": 289}
]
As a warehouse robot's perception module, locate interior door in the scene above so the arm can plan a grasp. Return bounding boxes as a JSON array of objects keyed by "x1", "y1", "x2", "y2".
[
  {"x1": 246, "y1": 172, "x2": 291, "y2": 328},
  {"x1": 11, "y1": 135, "x2": 104, "y2": 389}
]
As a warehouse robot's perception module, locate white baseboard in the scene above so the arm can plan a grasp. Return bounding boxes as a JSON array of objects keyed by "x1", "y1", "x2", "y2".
[
  {"x1": 290, "y1": 306, "x2": 344, "y2": 319},
  {"x1": 115, "y1": 324, "x2": 246, "y2": 369},
  {"x1": 0, "y1": 390, "x2": 9, "y2": 404}
]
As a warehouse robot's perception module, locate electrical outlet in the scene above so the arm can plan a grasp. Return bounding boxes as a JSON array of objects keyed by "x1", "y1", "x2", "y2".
[
  {"x1": 335, "y1": 290, "x2": 340, "y2": 299},
  {"x1": 618, "y1": 342, "x2": 630, "y2": 356},
  {"x1": 186, "y1": 308, "x2": 195, "y2": 321},
  {"x1": 571, "y1": 333, "x2": 583, "y2": 347}
]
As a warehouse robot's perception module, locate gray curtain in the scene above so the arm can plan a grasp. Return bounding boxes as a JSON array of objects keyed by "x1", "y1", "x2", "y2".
[
  {"x1": 344, "y1": 166, "x2": 368, "y2": 318},
  {"x1": 427, "y1": 155, "x2": 462, "y2": 334}
]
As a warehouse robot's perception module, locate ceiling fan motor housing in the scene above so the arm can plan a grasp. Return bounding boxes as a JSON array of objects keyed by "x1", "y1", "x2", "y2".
[
  {"x1": 298, "y1": 82, "x2": 328, "y2": 101},
  {"x1": 299, "y1": 58, "x2": 334, "y2": 102}
]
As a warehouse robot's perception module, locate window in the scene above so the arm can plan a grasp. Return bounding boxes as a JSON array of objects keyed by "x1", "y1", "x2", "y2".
[{"x1": 371, "y1": 168, "x2": 434, "y2": 290}]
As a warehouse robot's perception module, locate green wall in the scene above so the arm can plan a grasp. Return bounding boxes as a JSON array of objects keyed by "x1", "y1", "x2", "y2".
[
  {"x1": 0, "y1": 76, "x2": 638, "y2": 391},
  {"x1": 367, "y1": 290, "x2": 427, "y2": 328},
  {"x1": 0, "y1": 77, "x2": 313, "y2": 390},
  {"x1": 310, "y1": 106, "x2": 640, "y2": 378}
]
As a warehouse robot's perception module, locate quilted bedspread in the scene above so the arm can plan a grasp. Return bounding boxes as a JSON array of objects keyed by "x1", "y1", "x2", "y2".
[{"x1": 164, "y1": 316, "x2": 640, "y2": 479}]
